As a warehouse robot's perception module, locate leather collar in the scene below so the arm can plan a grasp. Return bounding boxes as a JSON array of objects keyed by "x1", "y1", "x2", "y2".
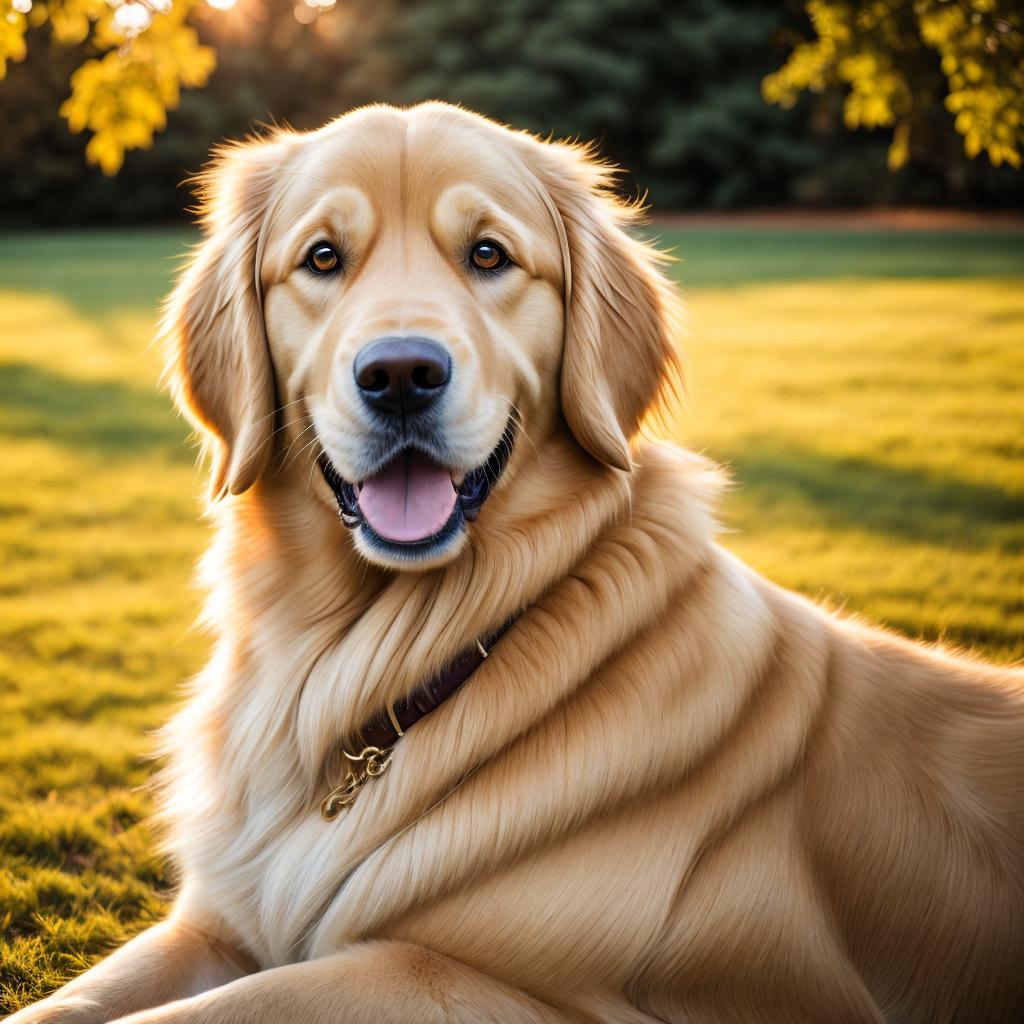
[
  {"x1": 359, "y1": 615, "x2": 516, "y2": 748},
  {"x1": 321, "y1": 616, "x2": 516, "y2": 820}
]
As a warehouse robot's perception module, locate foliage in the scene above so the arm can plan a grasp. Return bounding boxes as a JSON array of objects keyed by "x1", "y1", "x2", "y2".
[
  {"x1": 2, "y1": 224, "x2": 1024, "y2": 1008},
  {"x1": 1, "y1": 0, "x2": 1023, "y2": 221},
  {"x1": 765, "y1": 0, "x2": 1024, "y2": 170},
  {"x1": 1, "y1": 0, "x2": 813, "y2": 193},
  {"x1": 1, "y1": 0, "x2": 214, "y2": 174},
  {"x1": 333, "y1": 0, "x2": 821, "y2": 208}
]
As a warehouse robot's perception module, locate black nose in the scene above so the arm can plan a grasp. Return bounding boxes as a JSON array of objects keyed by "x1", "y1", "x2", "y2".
[{"x1": 353, "y1": 336, "x2": 452, "y2": 418}]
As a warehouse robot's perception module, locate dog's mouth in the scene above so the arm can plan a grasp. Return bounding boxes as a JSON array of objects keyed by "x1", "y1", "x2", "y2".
[{"x1": 318, "y1": 421, "x2": 516, "y2": 558}]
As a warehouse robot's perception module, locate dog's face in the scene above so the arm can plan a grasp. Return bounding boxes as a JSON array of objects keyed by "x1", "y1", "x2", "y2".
[
  {"x1": 164, "y1": 104, "x2": 679, "y2": 571},
  {"x1": 260, "y1": 110, "x2": 563, "y2": 567}
]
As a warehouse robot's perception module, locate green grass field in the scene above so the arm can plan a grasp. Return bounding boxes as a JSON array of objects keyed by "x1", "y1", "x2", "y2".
[{"x1": 1, "y1": 226, "x2": 1023, "y2": 1012}]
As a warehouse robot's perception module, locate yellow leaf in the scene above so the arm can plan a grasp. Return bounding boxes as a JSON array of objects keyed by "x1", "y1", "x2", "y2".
[
  {"x1": 57, "y1": 4, "x2": 217, "y2": 174},
  {"x1": 86, "y1": 131, "x2": 125, "y2": 176},
  {"x1": 887, "y1": 122, "x2": 910, "y2": 170},
  {"x1": 0, "y1": 10, "x2": 29, "y2": 79}
]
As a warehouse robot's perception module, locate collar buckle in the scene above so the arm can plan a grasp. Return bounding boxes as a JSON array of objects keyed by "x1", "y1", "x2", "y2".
[{"x1": 320, "y1": 744, "x2": 394, "y2": 820}]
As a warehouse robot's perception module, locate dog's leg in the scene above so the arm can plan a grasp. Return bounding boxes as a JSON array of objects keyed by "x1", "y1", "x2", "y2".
[
  {"x1": 6, "y1": 918, "x2": 255, "y2": 1024},
  {"x1": 104, "y1": 941, "x2": 605, "y2": 1024}
]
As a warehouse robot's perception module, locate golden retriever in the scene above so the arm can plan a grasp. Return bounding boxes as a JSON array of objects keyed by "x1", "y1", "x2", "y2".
[{"x1": 10, "y1": 102, "x2": 1024, "y2": 1024}]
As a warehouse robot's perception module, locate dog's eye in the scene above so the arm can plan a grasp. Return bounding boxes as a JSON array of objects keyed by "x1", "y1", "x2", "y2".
[
  {"x1": 305, "y1": 242, "x2": 341, "y2": 275},
  {"x1": 469, "y1": 240, "x2": 510, "y2": 272}
]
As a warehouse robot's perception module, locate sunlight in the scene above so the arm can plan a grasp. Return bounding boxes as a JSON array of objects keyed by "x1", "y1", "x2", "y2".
[{"x1": 113, "y1": 3, "x2": 152, "y2": 35}]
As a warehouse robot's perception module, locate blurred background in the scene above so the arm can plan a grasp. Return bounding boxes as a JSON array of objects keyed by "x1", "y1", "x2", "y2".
[
  {"x1": 3, "y1": 0, "x2": 1024, "y2": 221},
  {"x1": 1, "y1": 0, "x2": 1022, "y2": 1013}
]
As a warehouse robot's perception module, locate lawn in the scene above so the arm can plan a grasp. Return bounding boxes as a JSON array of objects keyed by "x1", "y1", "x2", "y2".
[{"x1": 1, "y1": 225, "x2": 1023, "y2": 1012}]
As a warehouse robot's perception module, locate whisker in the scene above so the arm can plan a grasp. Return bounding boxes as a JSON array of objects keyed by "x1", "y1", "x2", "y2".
[
  {"x1": 305, "y1": 439, "x2": 326, "y2": 493},
  {"x1": 286, "y1": 431, "x2": 326, "y2": 473},
  {"x1": 250, "y1": 396, "x2": 309, "y2": 430},
  {"x1": 280, "y1": 420, "x2": 319, "y2": 468},
  {"x1": 256, "y1": 412, "x2": 313, "y2": 459},
  {"x1": 267, "y1": 413, "x2": 312, "y2": 446},
  {"x1": 508, "y1": 404, "x2": 538, "y2": 458},
  {"x1": 356, "y1": 553, "x2": 371, "y2": 589}
]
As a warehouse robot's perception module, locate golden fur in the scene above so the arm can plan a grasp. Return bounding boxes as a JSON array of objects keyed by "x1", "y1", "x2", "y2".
[{"x1": 10, "y1": 103, "x2": 1024, "y2": 1024}]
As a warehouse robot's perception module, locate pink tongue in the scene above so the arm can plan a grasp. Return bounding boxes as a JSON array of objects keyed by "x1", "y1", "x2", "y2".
[{"x1": 357, "y1": 450, "x2": 457, "y2": 543}]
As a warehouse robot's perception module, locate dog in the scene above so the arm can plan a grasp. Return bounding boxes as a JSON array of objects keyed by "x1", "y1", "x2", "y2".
[{"x1": 10, "y1": 102, "x2": 1024, "y2": 1024}]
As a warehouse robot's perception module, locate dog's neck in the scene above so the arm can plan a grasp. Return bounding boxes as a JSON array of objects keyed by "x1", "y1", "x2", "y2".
[
  {"x1": 199, "y1": 435, "x2": 635, "y2": 789},
  {"x1": 161, "y1": 438, "x2": 730, "y2": 964}
]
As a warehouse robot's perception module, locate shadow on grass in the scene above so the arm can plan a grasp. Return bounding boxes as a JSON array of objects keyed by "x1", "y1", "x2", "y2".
[
  {"x1": 0, "y1": 363, "x2": 187, "y2": 460},
  {"x1": 726, "y1": 445, "x2": 1024, "y2": 549}
]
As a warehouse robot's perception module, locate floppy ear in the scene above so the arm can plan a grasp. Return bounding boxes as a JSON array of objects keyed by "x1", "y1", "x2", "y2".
[
  {"x1": 161, "y1": 135, "x2": 290, "y2": 500},
  {"x1": 535, "y1": 144, "x2": 682, "y2": 471}
]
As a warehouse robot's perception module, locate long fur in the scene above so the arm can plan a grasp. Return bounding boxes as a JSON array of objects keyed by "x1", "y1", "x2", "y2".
[{"x1": 11, "y1": 103, "x2": 1024, "y2": 1024}]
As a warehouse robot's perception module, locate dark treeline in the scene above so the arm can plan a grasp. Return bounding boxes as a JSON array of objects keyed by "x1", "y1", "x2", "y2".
[{"x1": 3, "y1": 0, "x2": 1022, "y2": 225}]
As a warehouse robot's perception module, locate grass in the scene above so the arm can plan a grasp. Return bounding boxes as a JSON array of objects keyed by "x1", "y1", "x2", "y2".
[{"x1": 1, "y1": 224, "x2": 1022, "y2": 1012}]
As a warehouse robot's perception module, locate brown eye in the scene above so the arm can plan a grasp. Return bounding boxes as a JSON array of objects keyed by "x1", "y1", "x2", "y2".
[
  {"x1": 306, "y1": 242, "x2": 340, "y2": 275},
  {"x1": 469, "y1": 240, "x2": 510, "y2": 272}
]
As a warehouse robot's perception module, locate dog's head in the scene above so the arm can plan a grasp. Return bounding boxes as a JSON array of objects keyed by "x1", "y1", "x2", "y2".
[{"x1": 163, "y1": 103, "x2": 680, "y2": 570}]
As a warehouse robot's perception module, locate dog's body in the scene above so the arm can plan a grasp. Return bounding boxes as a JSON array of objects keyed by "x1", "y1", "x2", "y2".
[{"x1": 10, "y1": 104, "x2": 1024, "y2": 1024}]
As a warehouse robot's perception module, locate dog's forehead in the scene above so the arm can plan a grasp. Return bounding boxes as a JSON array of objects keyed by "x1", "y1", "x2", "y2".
[{"x1": 278, "y1": 106, "x2": 544, "y2": 228}]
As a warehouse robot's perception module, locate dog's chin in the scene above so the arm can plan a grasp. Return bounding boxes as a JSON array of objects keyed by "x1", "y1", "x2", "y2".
[{"x1": 319, "y1": 420, "x2": 516, "y2": 572}]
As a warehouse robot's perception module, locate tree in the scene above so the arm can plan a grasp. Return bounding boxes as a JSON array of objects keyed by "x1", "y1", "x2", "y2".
[
  {"x1": 2, "y1": 0, "x2": 1021, "y2": 217},
  {"x1": 764, "y1": 0, "x2": 1024, "y2": 170},
  {"x1": 1, "y1": 0, "x2": 219, "y2": 173},
  {"x1": 1, "y1": 0, "x2": 822, "y2": 200},
  {"x1": 334, "y1": 0, "x2": 823, "y2": 208}
]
